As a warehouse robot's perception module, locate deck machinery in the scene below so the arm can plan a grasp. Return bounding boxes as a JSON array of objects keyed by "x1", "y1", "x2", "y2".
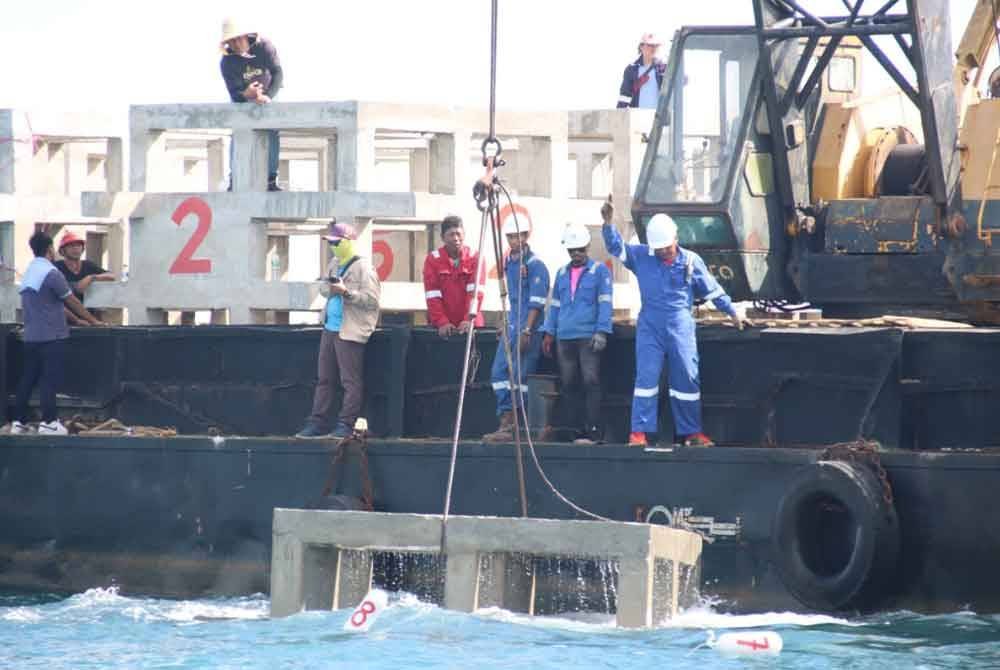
[{"x1": 632, "y1": 0, "x2": 1000, "y2": 320}]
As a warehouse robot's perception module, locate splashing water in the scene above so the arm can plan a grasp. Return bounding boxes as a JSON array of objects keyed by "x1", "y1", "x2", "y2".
[{"x1": 1, "y1": 588, "x2": 1000, "y2": 669}]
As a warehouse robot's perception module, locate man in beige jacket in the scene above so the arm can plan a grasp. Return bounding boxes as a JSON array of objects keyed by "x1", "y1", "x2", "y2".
[{"x1": 297, "y1": 221, "x2": 381, "y2": 439}]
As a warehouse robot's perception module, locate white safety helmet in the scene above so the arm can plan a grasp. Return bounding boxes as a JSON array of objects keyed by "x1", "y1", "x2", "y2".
[
  {"x1": 561, "y1": 224, "x2": 591, "y2": 249},
  {"x1": 500, "y1": 211, "x2": 531, "y2": 237},
  {"x1": 646, "y1": 213, "x2": 678, "y2": 249}
]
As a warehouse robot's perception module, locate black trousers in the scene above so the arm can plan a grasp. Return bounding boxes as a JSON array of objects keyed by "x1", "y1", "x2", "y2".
[
  {"x1": 555, "y1": 338, "x2": 602, "y2": 431},
  {"x1": 14, "y1": 339, "x2": 67, "y2": 423}
]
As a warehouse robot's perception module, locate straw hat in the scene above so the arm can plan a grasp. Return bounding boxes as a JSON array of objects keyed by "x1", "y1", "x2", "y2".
[{"x1": 220, "y1": 18, "x2": 254, "y2": 49}]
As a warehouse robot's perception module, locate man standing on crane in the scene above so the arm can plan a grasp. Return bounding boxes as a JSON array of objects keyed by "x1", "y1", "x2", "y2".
[
  {"x1": 483, "y1": 216, "x2": 550, "y2": 443},
  {"x1": 540, "y1": 224, "x2": 613, "y2": 444},
  {"x1": 423, "y1": 215, "x2": 485, "y2": 337},
  {"x1": 601, "y1": 198, "x2": 747, "y2": 447},
  {"x1": 617, "y1": 33, "x2": 666, "y2": 109}
]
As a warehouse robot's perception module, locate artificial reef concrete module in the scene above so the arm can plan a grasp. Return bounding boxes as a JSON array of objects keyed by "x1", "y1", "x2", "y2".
[
  {"x1": 270, "y1": 509, "x2": 703, "y2": 628},
  {"x1": 1, "y1": 102, "x2": 655, "y2": 324}
]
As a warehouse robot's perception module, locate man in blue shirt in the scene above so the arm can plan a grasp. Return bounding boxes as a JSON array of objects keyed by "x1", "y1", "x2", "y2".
[
  {"x1": 617, "y1": 33, "x2": 666, "y2": 109},
  {"x1": 483, "y1": 216, "x2": 550, "y2": 443},
  {"x1": 8, "y1": 232, "x2": 103, "y2": 436},
  {"x1": 540, "y1": 224, "x2": 613, "y2": 444},
  {"x1": 601, "y1": 199, "x2": 748, "y2": 447}
]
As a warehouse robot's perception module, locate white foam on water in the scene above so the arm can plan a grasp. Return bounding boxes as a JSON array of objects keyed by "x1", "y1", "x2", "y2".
[
  {"x1": 65, "y1": 586, "x2": 126, "y2": 607},
  {"x1": 160, "y1": 599, "x2": 269, "y2": 623},
  {"x1": 391, "y1": 591, "x2": 437, "y2": 614},
  {"x1": 475, "y1": 607, "x2": 617, "y2": 632},
  {"x1": 665, "y1": 603, "x2": 853, "y2": 629},
  {"x1": 1, "y1": 608, "x2": 42, "y2": 623}
]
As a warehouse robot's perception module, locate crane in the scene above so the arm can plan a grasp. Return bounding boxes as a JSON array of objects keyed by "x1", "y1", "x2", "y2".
[{"x1": 631, "y1": 0, "x2": 1000, "y2": 320}]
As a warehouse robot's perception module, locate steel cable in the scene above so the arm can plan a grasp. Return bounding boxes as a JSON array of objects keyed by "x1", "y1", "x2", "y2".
[{"x1": 442, "y1": 0, "x2": 608, "y2": 531}]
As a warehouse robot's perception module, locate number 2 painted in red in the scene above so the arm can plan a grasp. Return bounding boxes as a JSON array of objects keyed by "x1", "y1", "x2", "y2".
[{"x1": 169, "y1": 197, "x2": 213, "y2": 274}]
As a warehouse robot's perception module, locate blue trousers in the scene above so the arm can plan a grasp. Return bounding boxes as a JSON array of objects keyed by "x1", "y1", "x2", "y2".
[
  {"x1": 14, "y1": 339, "x2": 67, "y2": 423},
  {"x1": 490, "y1": 330, "x2": 543, "y2": 416},
  {"x1": 631, "y1": 316, "x2": 702, "y2": 436},
  {"x1": 228, "y1": 129, "x2": 280, "y2": 181}
]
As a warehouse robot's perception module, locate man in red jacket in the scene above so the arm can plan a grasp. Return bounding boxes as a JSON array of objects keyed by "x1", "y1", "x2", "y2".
[{"x1": 423, "y1": 215, "x2": 485, "y2": 337}]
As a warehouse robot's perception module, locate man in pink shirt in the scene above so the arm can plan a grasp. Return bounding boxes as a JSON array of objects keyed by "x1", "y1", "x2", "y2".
[{"x1": 540, "y1": 224, "x2": 613, "y2": 443}]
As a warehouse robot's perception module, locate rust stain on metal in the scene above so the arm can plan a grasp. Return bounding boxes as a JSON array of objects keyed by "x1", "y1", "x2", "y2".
[{"x1": 962, "y1": 274, "x2": 1000, "y2": 288}]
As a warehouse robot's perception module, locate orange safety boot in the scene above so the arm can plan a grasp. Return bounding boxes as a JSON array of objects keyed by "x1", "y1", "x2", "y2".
[
  {"x1": 628, "y1": 431, "x2": 648, "y2": 447},
  {"x1": 683, "y1": 432, "x2": 715, "y2": 447}
]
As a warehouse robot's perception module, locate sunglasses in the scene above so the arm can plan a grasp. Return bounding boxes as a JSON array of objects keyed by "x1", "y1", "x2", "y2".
[{"x1": 328, "y1": 239, "x2": 342, "y2": 246}]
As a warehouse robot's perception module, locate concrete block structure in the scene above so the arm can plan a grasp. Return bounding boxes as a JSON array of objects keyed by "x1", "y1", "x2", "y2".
[
  {"x1": 82, "y1": 190, "x2": 413, "y2": 324},
  {"x1": 72, "y1": 102, "x2": 652, "y2": 324},
  {"x1": 270, "y1": 509, "x2": 702, "y2": 628},
  {"x1": 0, "y1": 109, "x2": 126, "y2": 322}
]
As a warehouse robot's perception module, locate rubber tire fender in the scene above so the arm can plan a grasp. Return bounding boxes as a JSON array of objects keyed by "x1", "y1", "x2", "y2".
[{"x1": 771, "y1": 460, "x2": 899, "y2": 611}]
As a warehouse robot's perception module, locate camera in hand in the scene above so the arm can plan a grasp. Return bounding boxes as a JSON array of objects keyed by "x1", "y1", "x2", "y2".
[{"x1": 328, "y1": 276, "x2": 342, "y2": 284}]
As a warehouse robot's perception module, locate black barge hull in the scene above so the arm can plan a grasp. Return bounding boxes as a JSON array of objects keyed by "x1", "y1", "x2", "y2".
[{"x1": 1, "y1": 324, "x2": 999, "y2": 613}]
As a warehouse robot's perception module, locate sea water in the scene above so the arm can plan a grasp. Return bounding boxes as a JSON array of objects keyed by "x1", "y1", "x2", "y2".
[{"x1": 2, "y1": 588, "x2": 999, "y2": 669}]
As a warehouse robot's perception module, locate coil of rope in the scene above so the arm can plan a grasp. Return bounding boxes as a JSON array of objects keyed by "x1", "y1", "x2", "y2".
[{"x1": 440, "y1": 1, "x2": 609, "y2": 545}]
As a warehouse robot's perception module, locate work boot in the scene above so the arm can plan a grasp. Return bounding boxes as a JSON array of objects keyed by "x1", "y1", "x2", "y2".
[
  {"x1": 573, "y1": 426, "x2": 603, "y2": 445},
  {"x1": 628, "y1": 431, "x2": 648, "y2": 447},
  {"x1": 295, "y1": 422, "x2": 329, "y2": 439},
  {"x1": 682, "y1": 432, "x2": 715, "y2": 447},
  {"x1": 38, "y1": 420, "x2": 68, "y2": 436},
  {"x1": 483, "y1": 411, "x2": 514, "y2": 443}
]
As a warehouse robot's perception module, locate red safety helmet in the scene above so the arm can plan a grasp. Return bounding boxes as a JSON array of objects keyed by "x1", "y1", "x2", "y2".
[{"x1": 59, "y1": 231, "x2": 85, "y2": 250}]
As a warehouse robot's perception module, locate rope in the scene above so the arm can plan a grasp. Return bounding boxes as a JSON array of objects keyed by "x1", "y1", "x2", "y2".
[
  {"x1": 441, "y1": 0, "x2": 608, "y2": 535},
  {"x1": 312, "y1": 435, "x2": 375, "y2": 512},
  {"x1": 442, "y1": 205, "x2": 494, "y2": 523},
  {"x1": 496, "y1": 181, "x2": 610, "y2": 522},
  {"x1": 442, "y1": 0, "x2": 526, "y2": 549},
  {"x1": 993, "y1": 0, "x2": 1000, "y2": 70}
]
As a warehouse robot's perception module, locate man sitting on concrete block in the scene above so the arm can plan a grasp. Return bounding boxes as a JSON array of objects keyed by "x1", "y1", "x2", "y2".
[
  {"x1": 423, "y1": 215, "x2": 485, "y2": 338},
  {"x1": 296, "y1": 222, "x2": 381, "y2": 440},
  {"x1": 220, "y1": 18, "x2": 283, "y2": 191}
]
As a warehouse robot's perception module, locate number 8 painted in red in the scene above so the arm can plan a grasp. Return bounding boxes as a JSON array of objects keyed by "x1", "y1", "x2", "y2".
[
  {"x1": 169, "y1": 197, "x2": 213, "y2": 274},
  {"x1": 350, "y1": 600, "x2": 376, "y2": 627}
]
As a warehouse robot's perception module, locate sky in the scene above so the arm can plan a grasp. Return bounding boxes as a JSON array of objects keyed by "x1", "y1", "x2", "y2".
[{"x1": 0, "y1": 0, "x2": 984, "y2": 117}]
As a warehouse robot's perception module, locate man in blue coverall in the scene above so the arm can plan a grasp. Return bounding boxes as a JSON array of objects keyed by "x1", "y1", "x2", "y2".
[
  {"x1": 483, "y1": 216, "x2": 551, "y2": 443},
  {"x1": 540, "y1": 223, "x2": 613, "y2": 444},
  {"x1": 601, "y1": 198, "x2": 748, "y2": 447}
]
